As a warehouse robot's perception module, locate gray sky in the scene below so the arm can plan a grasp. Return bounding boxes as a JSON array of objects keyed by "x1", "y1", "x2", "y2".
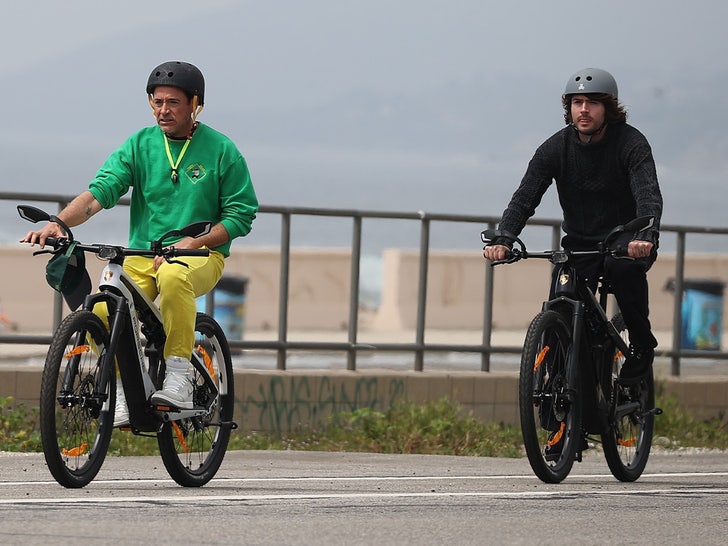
[{"x1": 2, "y1": 0, "x2": 727, "y2": 239}]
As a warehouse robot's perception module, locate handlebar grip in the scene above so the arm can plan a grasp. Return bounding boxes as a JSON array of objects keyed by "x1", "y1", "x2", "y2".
[
  {"x1": 612, "y1": 245, "x2": 629, "y2": 257},
  {"x1": 168, "y1": 248, "x2": 210, "y2": 257},
  {"x1": 43, "y1": 236, "x2": 66, "y2": 249}
]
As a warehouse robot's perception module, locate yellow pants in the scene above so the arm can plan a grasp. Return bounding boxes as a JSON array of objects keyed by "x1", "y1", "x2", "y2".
[{"x1": 95, "y1": 250, "x2": 225, "y2": 361}]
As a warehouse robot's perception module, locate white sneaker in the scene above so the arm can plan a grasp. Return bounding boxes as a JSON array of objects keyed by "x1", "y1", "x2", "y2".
[
  {"x1": 113, "y1": 378, "x2": 130, "y2": 427},
  {"x1": 150, "y1": 356, "x2": 194, "y2": 409}
]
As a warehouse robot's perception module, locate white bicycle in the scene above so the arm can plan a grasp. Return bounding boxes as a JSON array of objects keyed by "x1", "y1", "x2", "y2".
[{"x1": 19, "y1": 204, "x2": 236, "y2": 488}]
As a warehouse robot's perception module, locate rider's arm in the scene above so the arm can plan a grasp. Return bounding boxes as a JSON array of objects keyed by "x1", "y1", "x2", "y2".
[
  {"x1": 58, "y1": 191, "x2": 104, "y2": 227},
  {"x1": 21, "y1": 191, "x2": 102, "y2": 247}
]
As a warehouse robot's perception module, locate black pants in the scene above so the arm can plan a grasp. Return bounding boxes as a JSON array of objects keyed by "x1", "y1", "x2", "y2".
[{"x1": 550, "y1": 251, "x2": 658, "y2": 351}]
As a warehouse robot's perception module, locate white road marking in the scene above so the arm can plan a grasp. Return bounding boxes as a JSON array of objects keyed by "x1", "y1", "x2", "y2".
[
  {"x1": 1, "y1": 472, "x2": 727, "y2": 505},
  {"x1": 1, "y1": 488, "x2": 728, "y2": 505},
  {"x1": 2, "y1": 470, "x2": 728, "y2": 488}
]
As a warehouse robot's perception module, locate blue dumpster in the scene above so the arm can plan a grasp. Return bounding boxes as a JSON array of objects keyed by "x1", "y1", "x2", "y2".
[
  {"x1": 678, "y1": 279, "x2": 724, "y2": 350},
  {"x1": 196, "y1": 275, "x2": 249, "y2": 341}
]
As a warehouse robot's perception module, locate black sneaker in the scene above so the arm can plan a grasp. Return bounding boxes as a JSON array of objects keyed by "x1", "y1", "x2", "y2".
[
  {"x1": 544, "y1": 430, "x2": 589, "y2": 461},
  {"x1": 618, "y1": 345, "x2": 654, "y2": 385}
]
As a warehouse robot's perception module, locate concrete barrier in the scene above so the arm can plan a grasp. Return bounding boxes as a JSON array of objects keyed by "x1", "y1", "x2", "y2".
[{"x1": 2, "y1": 367, "x2": 726, "y2": 433}]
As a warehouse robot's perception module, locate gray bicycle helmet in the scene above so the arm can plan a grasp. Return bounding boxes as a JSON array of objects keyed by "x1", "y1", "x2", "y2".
[
  {"x1": 564, "y1": 68, "x2": 618, "y2": 99},
  {"x1": 146, "y1": 61, "x2": 205, "y2": 105}
]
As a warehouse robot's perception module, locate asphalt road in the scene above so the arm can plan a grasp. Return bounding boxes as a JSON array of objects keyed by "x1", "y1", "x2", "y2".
[{"x1": 1, "y1": 448, "x2": 727, "y2": 545}]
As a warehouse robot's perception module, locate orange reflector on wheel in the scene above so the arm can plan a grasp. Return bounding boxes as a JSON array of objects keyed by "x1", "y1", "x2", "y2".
[
  {"x1": 534, "y1": 346, "x2": 550, "y2": 374},
  {"x1": 65, "y1": 345, "x2": 91, "y2": 359},
  {"x1": 618, "y1": 437, "x2": 636, "y2": 447},
  {"x1": 172, "y1": 422, "x2": 190, "y2": 453},
  {"x1": 547, "y1": 422, "x2": 565, "y2": 447},
  {"x1": 61, "y1": 442, "x2": 88, "y2": 457},
  {"x1": 196, "y1": 344, "x2": 216, "y2": 380}
]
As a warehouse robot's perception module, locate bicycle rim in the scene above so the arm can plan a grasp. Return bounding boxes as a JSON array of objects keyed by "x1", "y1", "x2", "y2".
[
  {"x1": 39, "y1": 311, "x2": 114, "y2": 488},
  {"x1": 157, "y1": 313, "x2": 234, "y2": 487},
  {"x1": 519, "y1": 310, "x2": 580, "y2": 483},
  {"x1": 601, "y1": 313, "x2": 654, "y2": 481}
]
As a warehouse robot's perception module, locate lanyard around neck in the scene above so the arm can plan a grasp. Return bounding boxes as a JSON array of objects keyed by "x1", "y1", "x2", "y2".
[{"x1": 163, "y1": 134, "x2": 192, "y2": 184}]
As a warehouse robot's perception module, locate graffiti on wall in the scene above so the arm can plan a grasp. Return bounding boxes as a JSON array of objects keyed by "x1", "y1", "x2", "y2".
[{"x1": 237, "y1": 375, "x2": 406, "y2": 433}]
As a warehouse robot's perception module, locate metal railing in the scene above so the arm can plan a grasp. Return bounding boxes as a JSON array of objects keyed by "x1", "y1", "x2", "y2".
[{"x1": 2, "y1": 190, "x2": 727, "y2": 375}]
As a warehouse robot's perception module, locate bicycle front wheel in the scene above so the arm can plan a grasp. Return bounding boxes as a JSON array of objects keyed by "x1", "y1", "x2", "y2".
[
  {"x1": 157, "y1": 313, "x2": 235, "y2": 487},
  {"x1": 39, "y1": 311, "x2": 114, "y2": 488},
  {"x1": 601, "y1": 313, "x2": 655, "y2": 482},
  {"x1": 519, "y1": 310, "x2": 581, "y2": 483}
]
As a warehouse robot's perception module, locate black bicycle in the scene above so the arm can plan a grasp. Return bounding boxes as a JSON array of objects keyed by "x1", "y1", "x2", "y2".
[
  {"x1": 481, "y1": 217, "x2": 661, "y2": 483},
  {"x1": 19, "y1": 205, "x2": 236, "y2": 488}
]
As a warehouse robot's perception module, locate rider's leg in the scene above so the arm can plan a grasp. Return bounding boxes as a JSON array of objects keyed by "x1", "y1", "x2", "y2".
[
  {"x1": 605, "y1": 255, "x2": 657, "y2": 382},
  {"x1": 127, "y1": 251, "x2": 224, "y2": 407}
]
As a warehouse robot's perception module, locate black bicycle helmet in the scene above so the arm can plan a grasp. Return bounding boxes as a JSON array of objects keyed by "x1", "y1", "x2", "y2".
[
  {"x1": 146, "y1": 61, "x2": 205, "y2": 105},
  {"x1": 564, "y1": 68, "x2": 618, "y2": 99}
]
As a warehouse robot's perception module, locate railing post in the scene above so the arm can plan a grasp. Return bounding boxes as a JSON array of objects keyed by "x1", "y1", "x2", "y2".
[
  {"x1": 347, "y1": 215, "x2": 363, "y2": 371},
  {"x1": 481, "y1": 221, "x2": 496, "y2": 372},
  {"x1": 671, "y1": 231, "x2": 686, "y2": 376},
  {"x1": 414, "y1": 212, "x2": 430, "y2": 371},
  {"x1": 277, "y1": 212, "x2": 292, "y2": 370}
]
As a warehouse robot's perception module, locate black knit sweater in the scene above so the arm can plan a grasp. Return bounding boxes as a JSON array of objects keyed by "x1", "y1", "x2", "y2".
[{"x1": 497, "y1": 123, "x2": 662, "y2": 247}]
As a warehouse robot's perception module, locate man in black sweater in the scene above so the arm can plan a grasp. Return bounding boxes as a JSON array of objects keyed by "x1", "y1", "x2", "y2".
[{"x1": 483, "y1": 67, "x2": 663, "y2": 385}]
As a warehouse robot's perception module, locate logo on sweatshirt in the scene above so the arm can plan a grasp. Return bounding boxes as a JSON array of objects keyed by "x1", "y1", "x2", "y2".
[{"x1": 185, "y1": 163, "x2": 207, "y2": 184}]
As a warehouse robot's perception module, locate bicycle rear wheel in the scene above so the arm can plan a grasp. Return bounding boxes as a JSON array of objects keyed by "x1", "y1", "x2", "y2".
[
  {"x1": 39, "y1": 311, "x2": 114, "y2": 488},
  {"x1": 157, "y1": 313, "x2": 235, "y2": 487},
  {"x1": 519, "y1": 310, "x2": 581, "y2": 483},
  {"x1": 601, "y1": 313, "x2": 655, "y2": 482}
]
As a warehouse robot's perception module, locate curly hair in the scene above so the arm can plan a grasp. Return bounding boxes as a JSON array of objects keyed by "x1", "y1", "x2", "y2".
[{"x1": 562, "y1": 93, "x2": 628, "y2": 125}]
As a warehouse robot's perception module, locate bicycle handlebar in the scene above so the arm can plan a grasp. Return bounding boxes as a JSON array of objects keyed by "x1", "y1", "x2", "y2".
[
  {"x1": 42, "y1": 236, "x2": 210, "y2": 260},
  {"x1": 482, "y1": 215, "x2": 654, "y2": 267},
  {"x1": 488, "y1": 246, "x2": 626, "y2": 267}
]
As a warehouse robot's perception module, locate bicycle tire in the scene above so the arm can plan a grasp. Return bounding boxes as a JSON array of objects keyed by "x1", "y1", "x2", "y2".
[
  {"x1": 39, "y1": 311, "x2": 114, "y2": 488},
  {"x1": 157, "y1": 313, "x2": 234, "y2": 487},
  {"x1": 519, "y1": 310, "x2": 581, "y2": 483},
  {"x1": 600, "y1": 313, "x2": 655, "y2": 482}
]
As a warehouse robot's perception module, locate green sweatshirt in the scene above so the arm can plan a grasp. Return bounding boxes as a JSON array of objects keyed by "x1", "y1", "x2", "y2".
[{"x1": 88, "y1": 123, "x2": 258, "y2": 257}]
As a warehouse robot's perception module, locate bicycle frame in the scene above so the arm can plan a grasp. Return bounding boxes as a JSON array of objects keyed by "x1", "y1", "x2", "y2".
[
  {"x1": 545, "y1": 260, "x2": 631, "y2": 379},
  {"x1": 482, "y1": 215, "x2": 659, "y2": 482},
  {"x1": 81, "y1": 258, "x2": 220, "y2": 432}
]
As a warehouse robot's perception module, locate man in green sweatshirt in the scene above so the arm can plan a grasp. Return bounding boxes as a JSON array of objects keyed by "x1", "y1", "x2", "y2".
[{"x1": 21, "y1": 61, "x2": 258, "y2": 425}]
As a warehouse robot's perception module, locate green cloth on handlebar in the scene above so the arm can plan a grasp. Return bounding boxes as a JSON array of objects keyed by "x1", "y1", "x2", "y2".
[{"x1": 45, "y1": 241, "x2": 91, "y2": 310}]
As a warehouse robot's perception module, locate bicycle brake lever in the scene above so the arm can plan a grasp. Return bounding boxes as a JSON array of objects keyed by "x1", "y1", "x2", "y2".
[
  {"x1": 164, "y1": 258, "x2": 190, "y2": 268},
  {"x1": 161, "y1": 246, "x2": 191, "y2": 268}
]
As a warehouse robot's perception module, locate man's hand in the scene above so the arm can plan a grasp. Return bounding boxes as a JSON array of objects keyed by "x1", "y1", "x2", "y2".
[
  {"x1": 20, "y1": 222, "x2": 66, "y2": 248},
  {"x1": 483, "y1": 244, "x2": 510, "y2": 261},
  {"x1": 627, "y1": 240, "x2": 654, "y2": 259}
]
